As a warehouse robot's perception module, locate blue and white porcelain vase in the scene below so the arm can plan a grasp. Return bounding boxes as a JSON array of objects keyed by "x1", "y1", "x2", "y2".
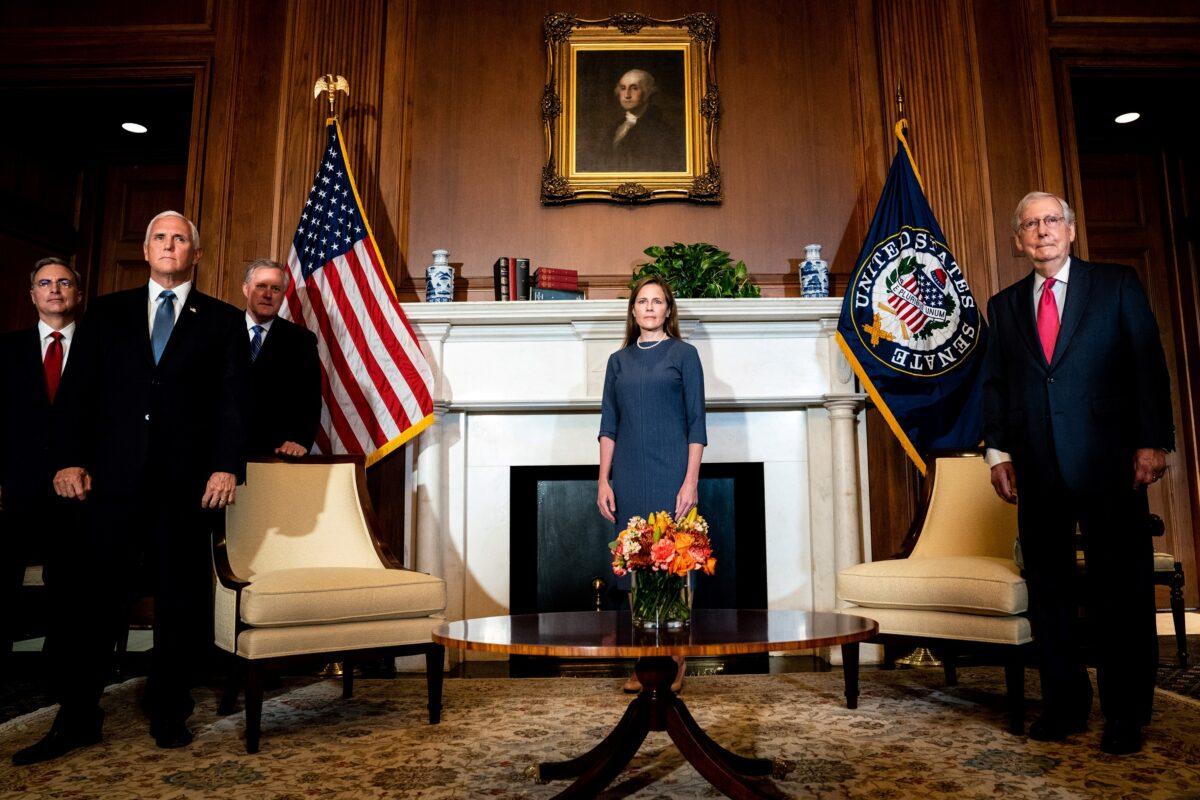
[
  {"x1": 800, "y1": 244, "x2": 829, "y2": 298},
  {"x1": 425, "y1": 249, "x2": 454, "y2": 303}
]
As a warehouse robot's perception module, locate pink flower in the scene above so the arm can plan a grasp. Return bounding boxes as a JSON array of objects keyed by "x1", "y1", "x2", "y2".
[{"x1": 651, "y1": 537, "x2": 675, "y2": 567}]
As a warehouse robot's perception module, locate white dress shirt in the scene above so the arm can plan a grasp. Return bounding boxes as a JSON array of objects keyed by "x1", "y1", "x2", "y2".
[
  {"x1": 985, "y1": 257, "x2": 1071, "y2": 468},
  {"x1": 245, "y1": 313, "x2": 275, "y2": 342},
  {"x1": 147, "y1": 278, "x2": 192, "y2": 337},
  {"x1": 38, "y1": 320, "x2": 76, "y2": 368}
]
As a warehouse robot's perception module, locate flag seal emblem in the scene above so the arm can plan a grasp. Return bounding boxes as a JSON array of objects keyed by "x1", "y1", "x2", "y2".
[{"x1": 851, "y1": 225, "x2": 981, "y2": 378}]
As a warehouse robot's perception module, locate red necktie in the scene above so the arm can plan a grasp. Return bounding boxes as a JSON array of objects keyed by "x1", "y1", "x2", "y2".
[
  {"x1": 1037, "y1": 277, "x2": 1059, "y2": 363},
  {"x1": 44, "y1": 331, "x2": 64, "y2": 403}
]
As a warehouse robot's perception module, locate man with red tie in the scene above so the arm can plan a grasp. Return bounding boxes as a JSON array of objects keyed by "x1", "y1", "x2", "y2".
[
  {"x1": 982, "y1": 191, "x2": 1174, "y2": 755},
  {"x1": 0, "y1": 258, "x2": 82, "y2": 669}
]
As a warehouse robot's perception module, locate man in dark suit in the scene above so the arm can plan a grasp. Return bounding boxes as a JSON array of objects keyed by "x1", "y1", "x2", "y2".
[
  {"x1": 0, "y1": 258, "x2": 82, "y2": 668},
  {"x1": 12, "y1": 211, "x2": 248, "y2": 764},
  {"x1": 241, "y1": 258, "x2": 321, "y2": 457},
  {"x1": 982, "y1": 191, "x2": 1174, "y2": 755},
  {"x1": 582, "y1": 69, "x2": 685, "y2": 173}
]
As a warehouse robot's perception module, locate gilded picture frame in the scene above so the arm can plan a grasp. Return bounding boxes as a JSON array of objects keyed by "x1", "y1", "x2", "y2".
[{"x1": 541, "y1": 12, "x2": 721, "y2": 205}]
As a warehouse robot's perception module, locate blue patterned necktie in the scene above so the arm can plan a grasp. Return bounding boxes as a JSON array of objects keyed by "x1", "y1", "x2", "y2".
[
  {"x1": 151, "y1": 290, "x2": 176, "y2": 365},
  {"x1": 250, "y1": 324, "x2": 265, "y2": 362}
]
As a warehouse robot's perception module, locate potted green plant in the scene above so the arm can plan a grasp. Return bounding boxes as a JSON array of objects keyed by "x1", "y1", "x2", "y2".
[{"x1": 630, "y1": 242, "x2": 761, "y2": 298}]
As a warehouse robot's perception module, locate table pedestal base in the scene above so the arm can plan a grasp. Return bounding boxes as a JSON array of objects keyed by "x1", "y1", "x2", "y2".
[{"x1": 534, "y1": 656, "x2": 782, "y2": 799}]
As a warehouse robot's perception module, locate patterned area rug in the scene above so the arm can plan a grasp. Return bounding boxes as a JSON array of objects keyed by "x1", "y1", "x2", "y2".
[{"x1": 2, "y1": 669, "x2": 1199, "y2": 799}]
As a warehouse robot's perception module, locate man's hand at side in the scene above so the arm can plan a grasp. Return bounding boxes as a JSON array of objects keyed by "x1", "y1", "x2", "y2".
[
  {"x1": 53, "y1": 467, "x2": 92, "y2": 500},
  {"x1": 990, "y1": 462, "x2": 1017, "y2": 504},
  {"x1": 1132, "y1": 448, "x2": 1166, "y2": 490},
  {"x1": 201, "y1": 471, "x2": 237, "y2": 509}
]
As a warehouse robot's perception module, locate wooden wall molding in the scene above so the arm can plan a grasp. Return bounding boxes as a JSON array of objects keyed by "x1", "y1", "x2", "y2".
[{"x1": 1049, "y1": 0, "x2": 1200, "y2": 27}]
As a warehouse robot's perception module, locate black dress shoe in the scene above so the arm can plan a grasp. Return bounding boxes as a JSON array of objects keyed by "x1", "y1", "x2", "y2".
[
  {"x1": 1100, "y1": 721, "x2": 1143, "y2": 755},
  {"x1": 1028, "y1": 715, "x2": 1088, "y2": 742},
  {"x1": 11, "y1": 714, "x2": 103, "y2": 765},
  {"x1": 151, "y1": 721, "x2": 194, "y2": 749}
]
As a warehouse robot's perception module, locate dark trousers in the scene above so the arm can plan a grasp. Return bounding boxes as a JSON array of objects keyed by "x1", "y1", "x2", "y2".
[
  {"x1": 52, "y1": 487, "x2": 214, "y2": 730},
  {"x1": 1017, "y1": 468, "x2": 1158, "y2": 725},
  {"x1": 1, "y1": 498, "x2": 75, "y2": 667}
]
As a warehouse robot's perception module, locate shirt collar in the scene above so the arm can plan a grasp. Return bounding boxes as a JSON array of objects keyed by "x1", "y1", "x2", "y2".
[
  {"x1": 37, "y1": 320, "x2": 76, "y2": 341},
  {"x1": 246, "y1": 312, "x2": 275, "y2": 333},
  {"x1": 149, "y1": 277, "x2": 192, "y2": 308},
  {"x1": 624, "y1": 111, "x2": 639, "y2": 124},
  {"x1": 1033, "y1": 256, "x2": 1071, "y2": 294}
]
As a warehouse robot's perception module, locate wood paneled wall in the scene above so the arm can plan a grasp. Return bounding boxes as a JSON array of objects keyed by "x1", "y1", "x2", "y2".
[{"x1": 2, "y1": 0, "x2": 1198, "y2": 568}]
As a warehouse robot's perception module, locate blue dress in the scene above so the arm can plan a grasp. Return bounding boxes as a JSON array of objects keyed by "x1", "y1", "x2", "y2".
[{"x1": 599, "y1": 337, "x2": 707, "y2": 533}]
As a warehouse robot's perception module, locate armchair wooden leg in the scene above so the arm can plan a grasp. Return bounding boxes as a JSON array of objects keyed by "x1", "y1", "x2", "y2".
[
  {"x1": 342, "y1": 659, "x2": 354, "y2": 699},
  {"x1": 245, "y1": 661, "x2": 264, "y2": 754},
  {"x1": 426, "y1": 643, "x2": 444, "y2": 724},
  {"x1": 942, "y1": 643, "x2": 958, "y2": 687},
  {"x1": 1003, "y1": 652, "x2": 1025, "y2": 736},
  {"x1": 1169, "y1": 565, "x2": 1188, "y2": 669}
]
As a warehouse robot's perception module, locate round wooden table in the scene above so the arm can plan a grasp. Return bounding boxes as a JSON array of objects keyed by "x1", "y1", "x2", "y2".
[{"x1": 433, "y1": 609, "x2": 877, "y2": 800}]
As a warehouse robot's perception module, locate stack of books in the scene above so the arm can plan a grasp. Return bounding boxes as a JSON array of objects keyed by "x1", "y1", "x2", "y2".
[
  {"x1": 531, "y1": 267, "x2": 583, "y2": 301},
  {"x1": 492, "y1": 257, "x2": 531, "y2": 301}
]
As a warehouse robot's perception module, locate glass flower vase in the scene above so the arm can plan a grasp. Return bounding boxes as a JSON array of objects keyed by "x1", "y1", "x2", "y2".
[{"x1": 629, "y1": 571, "x2": 692, "y2": 629}]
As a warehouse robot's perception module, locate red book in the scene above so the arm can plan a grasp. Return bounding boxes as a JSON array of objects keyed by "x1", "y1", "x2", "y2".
[
  {"x1": 534, "y1": 267, "x2": 578, "y2": 281},
  {"x1": 509, "y1": 256, "x2": 517, "y2": 301},
  {"x1": 535, "y1": 276, "x2": 579, "y2": 290}
]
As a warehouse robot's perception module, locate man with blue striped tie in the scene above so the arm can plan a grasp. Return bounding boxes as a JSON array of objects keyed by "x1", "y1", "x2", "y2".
[
  {"x1": 12, "y1": 211, "x2": 248, "y2": 764},
  {"x1": 241, "y1": 258, "x2": 321, "y2": 458}
]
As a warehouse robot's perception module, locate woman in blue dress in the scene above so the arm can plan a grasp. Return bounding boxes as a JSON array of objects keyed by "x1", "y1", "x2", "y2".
[{"x1": 597, "y1": 276, "x2": 707, "y2": 692}]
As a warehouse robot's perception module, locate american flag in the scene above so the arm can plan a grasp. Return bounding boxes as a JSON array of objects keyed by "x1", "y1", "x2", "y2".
[
  {"x1": 283, "y1": 120, "x2": 435, "y2": 463},
  {"x1": 887, "y1": 265, "x2": 947, "y2": 336}
]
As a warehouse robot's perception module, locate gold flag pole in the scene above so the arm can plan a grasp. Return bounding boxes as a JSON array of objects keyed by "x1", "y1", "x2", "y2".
[
  {"x1": 313, "y1": 73, "x2": 350, "y2": 118},
  {"x1": 310, "y1": 73, "x2": 350, "y2": 682},
  {"x1": 889, "y1": 82, "x2": 941, "y2": 670}
]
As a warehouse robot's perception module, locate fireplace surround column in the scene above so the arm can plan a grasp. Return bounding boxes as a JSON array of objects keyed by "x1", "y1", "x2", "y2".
[{"x1": 824, "y1": 397, "x2": 865, "y2": 603}]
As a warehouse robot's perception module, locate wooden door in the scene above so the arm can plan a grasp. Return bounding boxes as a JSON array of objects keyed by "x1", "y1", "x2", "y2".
[
  {"x1": 1079, "y1": 151, "x2": 1198, "y2": 607},
  {"x1": 94, "y1": 163, "x2": 187, "y2": 297}
]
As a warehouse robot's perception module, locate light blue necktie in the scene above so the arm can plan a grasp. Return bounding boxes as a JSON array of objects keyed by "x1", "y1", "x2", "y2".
[
  {"x1": 151, "y1": 290, "x2": 176, "y2": 364},
  {"x1": 249, "y1": 324, "x2": 265, "y2": 362}
]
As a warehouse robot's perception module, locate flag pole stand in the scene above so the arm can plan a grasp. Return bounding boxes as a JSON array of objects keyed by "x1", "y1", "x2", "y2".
[{"x1": 894, "y1": 646, "x2": 942, "y2": 669}]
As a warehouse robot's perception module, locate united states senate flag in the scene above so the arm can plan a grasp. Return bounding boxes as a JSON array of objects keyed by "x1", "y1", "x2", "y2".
[{"x1": 283, "y1": 119, "x2": 435, "y2": 464}]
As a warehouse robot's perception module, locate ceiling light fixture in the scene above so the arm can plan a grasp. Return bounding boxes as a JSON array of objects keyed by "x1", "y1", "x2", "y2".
[
  {"x1": 121, "y1": 122, "x2": 149, "y2": 134},
  {"x1": 1114, "y1": 112, "x2": 1140, "y2": 124}
]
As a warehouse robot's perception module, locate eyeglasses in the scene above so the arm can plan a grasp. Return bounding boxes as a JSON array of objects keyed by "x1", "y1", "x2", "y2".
[
  {"x1": 1018, "y1": 214, "x2": 1066, "y2": 232},
  {"x1": 35, "y1": 278, "x2": 75, "y2": 289}
]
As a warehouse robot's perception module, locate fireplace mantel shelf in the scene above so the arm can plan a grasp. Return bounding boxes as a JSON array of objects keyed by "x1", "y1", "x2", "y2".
[{"x1": 402, "y1": 297, "x2": 844, "y2": 327}]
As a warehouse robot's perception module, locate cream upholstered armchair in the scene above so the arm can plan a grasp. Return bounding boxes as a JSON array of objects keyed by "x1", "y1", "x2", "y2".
[
  {"x1": 837, "y1": 451, "x2": 1032, "y2": 734},
  {"x1": 213, "y1": 456, "x2": 446, "y2": 753}
]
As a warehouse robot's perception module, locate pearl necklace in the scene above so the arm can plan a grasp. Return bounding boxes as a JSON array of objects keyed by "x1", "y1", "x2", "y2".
[{"x1": 636, "y1": 336, "x2": 667, "y2": 350}]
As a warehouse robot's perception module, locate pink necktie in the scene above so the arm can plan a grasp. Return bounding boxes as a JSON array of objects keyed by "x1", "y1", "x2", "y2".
[{"x1": 1037, "y1": 277, "x2": 1059, "y2": 363}]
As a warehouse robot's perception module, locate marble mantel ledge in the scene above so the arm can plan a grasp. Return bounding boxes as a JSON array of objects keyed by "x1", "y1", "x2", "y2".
[{"x1": 402, "y1": 297, "x2": 845, "y2": 328}]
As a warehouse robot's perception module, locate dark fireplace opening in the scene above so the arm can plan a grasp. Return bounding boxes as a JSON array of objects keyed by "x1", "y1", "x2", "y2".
[{"x1": 509, "y1": 463, "x2": 767, "y2": 616}]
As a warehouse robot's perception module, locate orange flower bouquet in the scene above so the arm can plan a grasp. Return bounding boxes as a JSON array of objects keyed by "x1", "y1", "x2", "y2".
[{"x1": 609, "y1": 508, "x2": 716, "y2": 628}]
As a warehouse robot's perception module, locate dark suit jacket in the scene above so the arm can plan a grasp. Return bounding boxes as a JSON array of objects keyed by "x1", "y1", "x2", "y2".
[
  {"x1": 246, "y1": 315, "x2": 321, "y2": 455},
  {"x1": 0, "y1": 326, "x2": 73, "y2": 509},
  {"x1": 57, "y1": 286, "x2": 248, "y2": 500},
  {"x1": 982, "y1": 258, "x2": 1173, "y2": 492}
]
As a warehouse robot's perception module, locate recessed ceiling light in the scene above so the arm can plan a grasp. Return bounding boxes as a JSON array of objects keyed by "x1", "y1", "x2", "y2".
[
  {"x1": 1114, "y1": 112, "x2": 1140, "y2": 124},
  {"x1": 121, "y1": 122, "x2": 149, "y2": 134}
]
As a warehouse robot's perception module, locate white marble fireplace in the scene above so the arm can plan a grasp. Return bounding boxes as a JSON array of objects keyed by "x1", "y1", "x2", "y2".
[{"x1": 401, "y1": 298, "x2": 869, "y2": 657}]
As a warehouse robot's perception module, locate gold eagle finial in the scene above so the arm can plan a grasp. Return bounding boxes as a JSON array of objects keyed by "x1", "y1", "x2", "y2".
[{"x1": 313, "y1": 74, "x2": 350, "y2": 116}]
